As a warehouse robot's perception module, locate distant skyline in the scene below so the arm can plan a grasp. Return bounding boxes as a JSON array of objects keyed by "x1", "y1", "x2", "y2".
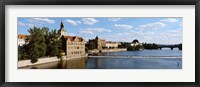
[{"x1": 18, "y1": 17, "x2": 182, "y2": 44}]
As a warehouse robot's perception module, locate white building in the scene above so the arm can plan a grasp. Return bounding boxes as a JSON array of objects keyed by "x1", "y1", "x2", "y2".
[
  {"x1": 18, "y1": 34, "x2": 29, "y2": 46},
  {"x1": 105, "y1": 41, "x2": 118, "y2": 49}
]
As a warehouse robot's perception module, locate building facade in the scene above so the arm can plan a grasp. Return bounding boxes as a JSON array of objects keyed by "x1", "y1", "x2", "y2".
[
  {"x1": 18, "y1": 21, "x2": 86, "y2": 58},
  {"x1": 58, "y1": 21, "x2": 86, "y2": 58},
  {"x1": 64, "y1": 36, "x2": 85, "y2": 58},
  {"x1": 105, "y1": 41, "x2": 119, "y2": 49},
  {"x1": 18, "y1": 34, "x2": 29, "y2": 46},
  {"x1": 88, "y1": 36, "x2": 106, "y2": 50}
]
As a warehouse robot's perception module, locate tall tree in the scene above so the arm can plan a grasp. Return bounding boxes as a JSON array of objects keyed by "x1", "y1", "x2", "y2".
[
  {"x1": 27, "y1": 27, "x2": 47, "y2": 63},
  {"x1": 45, "y1": 29, "x2": 62, "y2": 57}
]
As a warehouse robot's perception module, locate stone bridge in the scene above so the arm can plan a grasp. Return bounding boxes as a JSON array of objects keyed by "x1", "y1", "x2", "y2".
[{"x1": 157, "y1": 44, "x2": 182, "y2": 50}]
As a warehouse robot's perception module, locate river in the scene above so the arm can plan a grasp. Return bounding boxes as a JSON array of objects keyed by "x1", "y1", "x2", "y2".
[{"x1": 20, "y1": 49, "x2": 182, "y2": 69}]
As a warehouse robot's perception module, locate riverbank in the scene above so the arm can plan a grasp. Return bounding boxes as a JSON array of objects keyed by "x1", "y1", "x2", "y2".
[
  {"x1": 88, "y1": 48, "x2": 127, "y2": 54},
  {"x1": 18, "y1": 55, "x2": 87, "y2": 68}
]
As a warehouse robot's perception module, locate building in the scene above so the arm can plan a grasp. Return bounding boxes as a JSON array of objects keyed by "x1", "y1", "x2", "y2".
[
  {"x1": 88, "y1": 36, "x2": 106, "y2": 50},
  {"x1": 125, "y1": 42, "x2": 143, "y2": 47},
  {"x1": 18, "y1": 34, "x2": 29, "y2": 46},
  {"x1": 105, "y1": 41, "x2": 119, "y2": 49},
  {"x1": 18, "y1": 21, "x2": 86, "y2": 58},
  {"x1": 58, "y1": 21, "x2": 86, "y2": 58}
]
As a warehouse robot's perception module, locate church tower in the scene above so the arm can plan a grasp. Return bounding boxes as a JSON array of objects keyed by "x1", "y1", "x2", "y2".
[{"x1": 58, "y1": 21, "x2": 67, "y2": 36}]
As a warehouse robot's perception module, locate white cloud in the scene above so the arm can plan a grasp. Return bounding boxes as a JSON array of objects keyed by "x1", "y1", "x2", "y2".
[
  {"x1": 137, "y1": 22, "x2": 166, "y2": 30},
  {"x1": 28, "y1": 19, "x2": 45, "y2": 24},
  {"x1": 82, "y1": 18, "x2": 98, "y2": 25},
  {"x1": 79, "y1": 28, "x2": 111, "y2": 34},
  {"x1": 108, "y1": 18, "x2": 121, "y2": 21},
  {"x1": 76, "y1": 21, "x2": 82, "y2": 24},
  {"x1": 113, "y1": 24, "x2": 134, "y2": 29},
  {"x1": 18, "y1": 21, "x2": 34, "y2": 27},
  {"x1": 79, "y1": 31, "x2": 94, "y2": 34},
  {"x1": 31, "y1": 18, "x2": 55, "y2": 24},
  {"x1": 66, "y1": 19, "x2": 78, "y2": 26},
  {"x1": 68, "y1": 33, "x2": 76, "y2": 36},
  {"x1": 167, "y1": 29, "x2": 182, "y2": 33},
  {"x1": 117, "y1": 33, "x2": 130, "y2": 36},
  {"x1": 160, "y1": 18, "x2": 178, "y2": 22}
]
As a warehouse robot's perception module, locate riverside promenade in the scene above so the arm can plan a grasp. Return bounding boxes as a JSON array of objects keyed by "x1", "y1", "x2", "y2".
[{"x1": 18, "y1": 55, "x2": 87, "y2": 68}]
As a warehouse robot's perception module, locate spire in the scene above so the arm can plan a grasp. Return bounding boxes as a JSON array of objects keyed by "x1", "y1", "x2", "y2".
[
  {"x1": 95, "y1": 36, "x2": 99, "y2": 39},
  {"x1": 60, "y1": 20, "x2": 64, "y2": 30}
]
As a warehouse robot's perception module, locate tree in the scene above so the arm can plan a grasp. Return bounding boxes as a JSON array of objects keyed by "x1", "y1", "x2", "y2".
[
  {"x1": 60, "y1": 36, "x2": 66, "y2": 53},
  {"x1": 27, "y1": 27, "x2": 47, "y2": 63},
  {"x1": 18, "y1": 46, "x2": 21, "y2": 60},
  {"x1": 45, "y1": 29, "x2": 61, "y2": 57}
]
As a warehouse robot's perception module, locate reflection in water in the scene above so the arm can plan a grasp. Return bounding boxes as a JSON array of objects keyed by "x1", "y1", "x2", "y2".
[
  {"x1": 21, "y1": 57, "x2": 87, "y2": 69},
  {"x1": 20, "y1": 50, "x2": 182, "y2": 69},
  {"x1": 57, "y1": 57, "x2": 86, "y2": 69},
  {"x1": 20, "y1": 57, "x2": 182, "y2": 69}
]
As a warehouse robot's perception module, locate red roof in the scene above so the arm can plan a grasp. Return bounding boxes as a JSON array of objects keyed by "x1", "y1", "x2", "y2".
[
  {"x1": 18, "y1": 34, "x2": 29, "y2": 39},
  {"x1": 64, "y1": 36, "x2": 83, "y2": 42}
]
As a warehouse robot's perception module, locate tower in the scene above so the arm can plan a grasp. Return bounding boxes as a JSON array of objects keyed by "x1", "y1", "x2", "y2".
[{"x1": 58, "y1": 21, "x2": 66, "y2": 36}]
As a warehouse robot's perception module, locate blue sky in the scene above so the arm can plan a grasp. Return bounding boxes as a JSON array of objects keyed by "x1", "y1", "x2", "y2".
[{"x1": 18, "y1": 17, "x2": 182, "y2": 44}]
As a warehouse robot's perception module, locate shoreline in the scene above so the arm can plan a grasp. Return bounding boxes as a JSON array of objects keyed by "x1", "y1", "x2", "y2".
[{"x1": 18, "y1": 56, "x2": 87, "y2": 68}]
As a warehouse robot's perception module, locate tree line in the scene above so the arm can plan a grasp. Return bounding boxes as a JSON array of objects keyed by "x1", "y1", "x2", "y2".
[{"x1": 18, "y1": 27, "x2": 62, "y2": 63}]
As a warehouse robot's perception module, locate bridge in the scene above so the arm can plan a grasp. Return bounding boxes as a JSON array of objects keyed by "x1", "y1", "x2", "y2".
[{"x1": 157, "y1": 44, "x2": 182, "y2": 50}]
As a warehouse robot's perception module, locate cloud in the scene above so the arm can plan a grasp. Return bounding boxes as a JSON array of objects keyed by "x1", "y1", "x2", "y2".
[
  {"x1": 76, "y1": 21, "x2": 82, "y2": 24},
  {"x1": 68, "y1": 33, "x2": 76, "y2": 36},
  {"x1": 113, "y1": 24, "x2": 134, "y2": 29},
  {"x1": 66, "y1": 19, "x2": 78, "y2": 26},
  {"x1": 137, "y1": 22, "x2": 166, "y2": 30},
  {"x1": 79, "y1": 31, "x2": 94, "y2": 34},
  {"x1": 79, "y1": 28, "x2": 111, "y2": 34},
  {"x1": 82, "y1": 18, "x2": 98, "y2": 25},
  {"x1": 31, "y1": 18, "x2": 55, "y2": 24},
  {"x1": 167, "y1": 29, "x2": 182, "y2": 33},
  {"x1": 18, "y1": 21, "x2": 34, "y2": 27},
  {"x1": 160, "y1": 18, "x2": 178, "y2": 22},
  {"x1": 108, "y1": 18, "x2": 121, "y2": 21},
  {"x1": 28, "y1": 19, "x2": 45, "y2": 24}
]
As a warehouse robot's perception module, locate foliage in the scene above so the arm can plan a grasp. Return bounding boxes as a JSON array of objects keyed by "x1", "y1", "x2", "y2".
[
  {"x1": 118, "y1": 42, "x2": 126, "y2": 48},
  {"x1": 27, "y1": 27, "x2": 47, "y2": 63},
  {"x1": 127, "y1": 44, "x2": 144, "y2": 51},
  {"x1": 88, "y1": 42, "x2": 96, "y2": 50},
  {"x1": 143, "y1": 43, "x2": 159, "y2": 49},
  {"x1": 45, "y1": 29, "x2": 62, "y2": 57},
  {"x1": 18, "y1": 27, "x2": 62, "y2": 63},
  {"x1": 60, "y1": 36, "x2": 66, "y2": 53},
  {"x1": 18, "y1": 46, "x2": 21, "y2": 60},
  {"x1": 57, "y1": 49, "x2": 64, "y2": 59}
]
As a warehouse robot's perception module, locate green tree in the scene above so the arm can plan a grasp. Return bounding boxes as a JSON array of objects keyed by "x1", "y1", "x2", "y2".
[
  {"x1": 18, "y1": 46, "x2": 21, "y2": 60},
  {"x1": 60, "y1": 36, "x2": 66, "y2": 53},
  {"x1": 45, "y1": 29, "x2": 62, "y2": 57},
  {"x1": 27, "y1": 27, "x2": 47, "y2": 63}
]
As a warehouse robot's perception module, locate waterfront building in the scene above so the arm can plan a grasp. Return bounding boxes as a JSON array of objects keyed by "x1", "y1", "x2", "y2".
[
  {"x1": 125, "y1": 42, "x2": 143, "y2": 47},
  {"x1": 18, "y1": 34, "x2": 29, "y2": 46},
  {"x1": 88, "y1": 36, "x2": 106, "y2": 50},
  {"x1": 18, "y1": 21, "x2": 86, "y2": 58},
  {"x1": 58, "y1": 22, "x2": 86, "y2": 58},
  {"x1": 105, "y1": 41, "x2": 119, "y2": 49}
]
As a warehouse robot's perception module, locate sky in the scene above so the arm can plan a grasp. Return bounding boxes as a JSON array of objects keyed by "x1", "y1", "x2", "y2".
[{"x1": 18, "y1": 17, "x2": 182, "y2": 44}]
